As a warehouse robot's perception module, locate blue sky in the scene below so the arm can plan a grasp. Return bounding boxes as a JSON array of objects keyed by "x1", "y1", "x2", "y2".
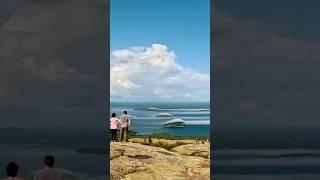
[
  {"x1": 110, "y1": 0, "x2": 210, "y2": 73},
  {"x1": 110, "y1": 0, "x2": 210, "y2": 101}
]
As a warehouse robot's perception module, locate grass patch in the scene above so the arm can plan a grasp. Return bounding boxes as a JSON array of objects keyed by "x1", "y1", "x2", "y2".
[
  {"x1": 129, "y1": 131, "x2": 209, "y2": 141},
  {"x1": 110, "y1": 130, "x2": 209, "y2": 142},
  {"x1": 151, "y1": 141, "x2": 186, "y2": 150},
  {"x1": 138, "y1": 135, "x2": 187, "y2": 150},
  {"x1": 127, "y1": 131, "x2": 209, "y2": 150}
]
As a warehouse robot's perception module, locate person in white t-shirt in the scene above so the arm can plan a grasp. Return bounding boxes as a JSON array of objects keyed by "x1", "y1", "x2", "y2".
[{"x1": 119, "y1": 111, "x2": 131, "y2": 142}]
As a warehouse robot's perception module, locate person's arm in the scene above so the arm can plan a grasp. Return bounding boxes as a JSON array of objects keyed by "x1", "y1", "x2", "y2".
[
  {"x1": 116, "y1": 118, "x2": 120, "y2": 128},
  {"x1": 128, "y1": 116, "x2": 131, "y2": 127},
  {"x1": 119, "y1": 116, "x2": 122, "y2": 125}
]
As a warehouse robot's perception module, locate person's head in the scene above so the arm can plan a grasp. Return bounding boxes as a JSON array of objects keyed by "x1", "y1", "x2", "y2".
[
  {"x1": 43, "y1": 155, "x2": 55, "y2": 168},
  {"x1": 112, "y1": 113, "x2": 116, "y2": 117},
  {"x1": 124, "y1": 111, "x2": 127, "y2": 115},
  {"x1": 6, "y1": 162, "x2": 19, "y2": 177}
]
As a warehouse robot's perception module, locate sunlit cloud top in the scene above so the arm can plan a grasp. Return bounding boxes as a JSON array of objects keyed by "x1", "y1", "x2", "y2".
[{"x1": 110, "y1": 44, "x2": 210, "y2": 102}]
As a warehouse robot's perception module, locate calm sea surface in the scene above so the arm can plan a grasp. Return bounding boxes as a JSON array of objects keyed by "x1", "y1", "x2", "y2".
[{"x1": 110, "y1": 102, "x2": 210, "y2": 136}]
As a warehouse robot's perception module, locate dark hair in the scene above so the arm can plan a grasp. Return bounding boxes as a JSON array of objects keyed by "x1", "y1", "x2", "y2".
[
  {"x1": 112, "y1": 113, "x2": 116, "y2": 117},
  {"x1": 124, "y1": 111, "x2": 127, "y2": 114},
  {"x1": 44, "y1": 155, "x2": 55, "y2": 168},
  {"x1": 6, "y1": 162, "x2": 18, "y2": 177}
]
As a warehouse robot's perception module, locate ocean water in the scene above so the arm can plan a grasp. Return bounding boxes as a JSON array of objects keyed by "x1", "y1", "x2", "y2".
[
  {"x1": 110, "y1": 102, "x2": 210, "y2": 136},
  {"x1": 213, "y1": 128, "x2": 320, "y2": 179},
  {"x1": 214, "y1": 149, "x2": 320, "y2": 180},
  {"x1": 0, "y1": 144, "x2": 106, "y2": 179},
  {"x1": 0, "y1": 128, "x2": 107, "y2": 179}
]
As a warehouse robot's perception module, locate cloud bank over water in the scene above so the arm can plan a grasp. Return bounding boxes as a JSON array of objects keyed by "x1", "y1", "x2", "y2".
[
  {"x1": 213, "y1": 9, "x2": 320, "y2": 127},
  {"x1": 0, "y1": 0, "x2": 106, "y2": 127},
  {"x1": 111, "y1": 44, "x2": 210, "y2": 101}
]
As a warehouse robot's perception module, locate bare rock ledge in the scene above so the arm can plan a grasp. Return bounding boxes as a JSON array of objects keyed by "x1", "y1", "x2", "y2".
[{"x1": 110, "y1": 141, "x2": 210, "y2": 180}]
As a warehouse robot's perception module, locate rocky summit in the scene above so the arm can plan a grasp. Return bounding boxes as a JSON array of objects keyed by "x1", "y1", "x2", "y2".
[{"x1": 110, "y1": 140, "x2": 210, "y2": 180}]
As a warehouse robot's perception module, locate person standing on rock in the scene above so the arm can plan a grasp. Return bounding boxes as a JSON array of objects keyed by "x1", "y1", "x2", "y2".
[
  {"x1": 110, "y1": 113, "x2": 120, "y2": 142},
  {"x1": 119, "y1": 111, "x2": 131, "y2": 142}
]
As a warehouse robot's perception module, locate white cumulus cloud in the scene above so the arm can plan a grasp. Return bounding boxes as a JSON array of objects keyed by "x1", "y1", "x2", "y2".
[{"x1": 110, "y1": 44, "x2": 210, "y2": 101}]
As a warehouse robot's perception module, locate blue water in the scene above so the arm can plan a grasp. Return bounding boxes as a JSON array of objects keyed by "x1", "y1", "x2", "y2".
[
  {"x1": 110, "y1": 102, "x2": 210, "y2": 136},
  {"x1": 213, "y1": 149, "x2": 320, "y2": 178},
  {"x1": 0, "y1": 144, "x2": 106, "y2": 179}
]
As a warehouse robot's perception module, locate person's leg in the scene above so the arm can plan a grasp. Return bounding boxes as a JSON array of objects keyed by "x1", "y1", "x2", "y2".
[
  {"x1": 121, "y1": 128, "x2": 125, "y2": 142},
  {"x1": 120, "y1": 128, "x2": 124, "y2": 142},
  {"x1": 122, "y1": 128, "x2": 126, "y2": 141},
  {"x1": 124, "y1": 127, "x2": 128, "y2": 142},
  {"x1": 122, "y1": 128, "x2": 125, "y2": 142},
  {"x1": 113, "y1": 129, "x2": 117, "y2": 142},
  {"x1": 117, "y1": 129, "x2": 120, "y2": 142},
  {"x1": 127, "y1": 127, "x2": 129, "y2": 142},
  {"x1": 110, "y1": 130, "x2": 113, "y2": 141},
  {"x1": 111, "y1": 130, "x2": 116, "y2": 141},
  {"x1": 110, "y1": 129, "x2": 113, "y2": 142}
]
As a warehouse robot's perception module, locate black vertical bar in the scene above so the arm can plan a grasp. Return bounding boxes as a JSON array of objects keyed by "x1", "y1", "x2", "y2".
[
  {"x1": 106, "y1": 0, "x2": 110, "y2": 179},
  {"x1": 210, "y1": 0, "x2": 214, "y2": 179}
]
